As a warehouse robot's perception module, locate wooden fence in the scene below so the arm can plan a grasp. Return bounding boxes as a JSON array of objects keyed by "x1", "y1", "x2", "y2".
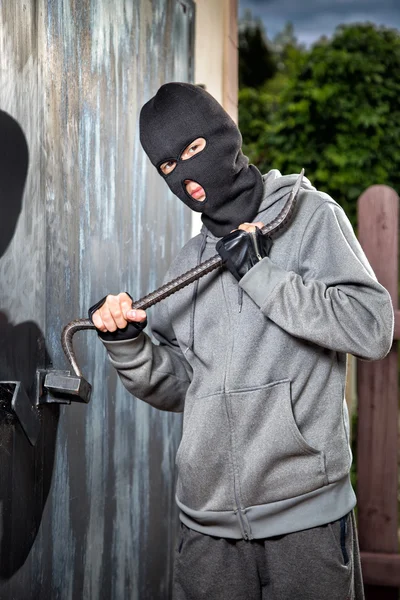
[{"x1": 357, "y1": 185, "x2": 400, "y2": 599}]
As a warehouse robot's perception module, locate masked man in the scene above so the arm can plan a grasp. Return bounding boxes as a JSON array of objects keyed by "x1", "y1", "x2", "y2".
[{"x1": 89, "y1": 83, "x2": 393, "y2": 599}]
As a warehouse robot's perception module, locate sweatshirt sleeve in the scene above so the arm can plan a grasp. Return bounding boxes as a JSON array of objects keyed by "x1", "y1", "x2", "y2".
[
  {"x1": 101, "y1": 296, "x2": 192, "y2": 413},
  {"x1": 239, "y1": 200, "x2": 394, "y2": 360}
]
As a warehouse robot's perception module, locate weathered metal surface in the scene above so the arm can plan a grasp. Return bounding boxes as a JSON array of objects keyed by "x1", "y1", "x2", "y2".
[
  {"x1": 0, "y1": 1, "x2": 194, "y2": 598},
  {"x1": 357, "y1": 185, "x2": 399, "y2": 600}
]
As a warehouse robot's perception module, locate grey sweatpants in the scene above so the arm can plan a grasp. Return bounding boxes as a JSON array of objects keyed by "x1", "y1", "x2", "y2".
[{"x1": 173, "y1": 511, "x2": 364, "y2": 599}]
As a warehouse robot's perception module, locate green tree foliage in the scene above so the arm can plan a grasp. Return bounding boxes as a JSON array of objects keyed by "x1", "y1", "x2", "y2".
[
  {"x1": 272, "y1": 22, "x2": 306, "y2": 76},
  {"x1": 239, "y1": 23, "x2": 400, "y2": 227},
  {"x1": 239, "y1": 10, "x2": 277, "y2": 88},
  {"x1": 239, "y1": 19, "x2": 305, "y2": 182}
]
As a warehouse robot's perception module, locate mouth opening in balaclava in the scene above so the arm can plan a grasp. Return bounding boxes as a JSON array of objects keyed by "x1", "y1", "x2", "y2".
[
  {"x1": 139, "y1": 82, "x2": 263, "y2": 238},
  {"x1": 182, "y1": 179, "x2": 206, "y2": 203}
]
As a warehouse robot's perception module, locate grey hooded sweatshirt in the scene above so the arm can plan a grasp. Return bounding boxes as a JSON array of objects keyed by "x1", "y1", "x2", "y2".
[{"x1": 101, "y1": 171, "x2": 394, "y2": 540}]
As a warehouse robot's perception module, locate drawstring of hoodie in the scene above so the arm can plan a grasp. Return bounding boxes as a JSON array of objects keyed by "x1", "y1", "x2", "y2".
[
  {"x1": 186, "y1": 229, "x2": 245, "y2": 353},
  {"x1": 186, "y1": 230, "x2": 208, "y2": 354},
  {"x1": 238, "y1": 287, "x2": 243, "y2": 313}
]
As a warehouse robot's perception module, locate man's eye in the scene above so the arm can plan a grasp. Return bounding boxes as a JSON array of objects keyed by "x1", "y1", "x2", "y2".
[
  {"x1": 160, "y1": 160, "x2": 176, "y2": 174},
  {"x1": 181, "y1": 138, "x2": 206, "y2": 161}
]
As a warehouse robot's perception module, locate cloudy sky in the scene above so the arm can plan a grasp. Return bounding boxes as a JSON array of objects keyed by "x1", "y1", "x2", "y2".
[{"x1": 239, "y1": 0, "x2": 400, "y2": 46}]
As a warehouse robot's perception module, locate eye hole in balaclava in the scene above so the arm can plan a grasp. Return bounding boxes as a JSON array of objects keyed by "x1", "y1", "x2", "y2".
[{"x1": 158, "y1": 137, "x2": 207, "y2": 203}]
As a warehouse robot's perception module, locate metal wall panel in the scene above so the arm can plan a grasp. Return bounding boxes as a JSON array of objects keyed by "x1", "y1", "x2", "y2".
[{"x1": 0, "y1": 1, "x2": 194, "y2": 598}]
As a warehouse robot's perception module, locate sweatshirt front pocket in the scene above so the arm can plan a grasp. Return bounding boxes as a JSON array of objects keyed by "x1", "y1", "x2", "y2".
[
  {"x1": 175, "y1": 393, "x2": 236, "y2": 513},
  {"x1": 229, "y1": 380, "x2": 327, "y2": 507}
]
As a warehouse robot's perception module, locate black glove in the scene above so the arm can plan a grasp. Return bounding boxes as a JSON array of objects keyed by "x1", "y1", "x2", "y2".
[
  {"x1": 216, "y1": 227, "x2": 272, "y2": 281},
  {"x1": 88, "y1": 293, "x2": 147, "y2": 341}
]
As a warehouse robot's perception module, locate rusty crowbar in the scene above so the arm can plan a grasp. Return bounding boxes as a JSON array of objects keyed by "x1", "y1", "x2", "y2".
[{"x1": 60, "y1": 169, "x2": 305, "y2": 392}]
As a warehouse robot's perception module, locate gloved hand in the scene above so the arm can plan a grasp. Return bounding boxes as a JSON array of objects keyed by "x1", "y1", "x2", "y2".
[
  {"x1": 88, "y1": 292, "x2": 147, "y2": 341},
  {"x1": 216, "y1": 225, "x2": 272, "y2": 281}
]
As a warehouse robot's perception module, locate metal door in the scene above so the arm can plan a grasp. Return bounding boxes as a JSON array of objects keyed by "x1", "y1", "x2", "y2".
[{"x1": 0, "y1": 1, "x2": 194, "y2": 598}]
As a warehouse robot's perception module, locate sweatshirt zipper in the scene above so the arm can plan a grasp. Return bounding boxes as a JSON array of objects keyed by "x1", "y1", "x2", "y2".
[
  {"x1": 251, "y1": 230, "x2": 262, "y2": 261},
  {"x1": 220, "y1": 271, "x2": 251, "y2": 541}
]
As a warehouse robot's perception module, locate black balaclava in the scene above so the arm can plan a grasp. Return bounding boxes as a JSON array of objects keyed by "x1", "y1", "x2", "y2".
[{"x1": 139, "y1": 82, "x2": 264, "y2": 238}]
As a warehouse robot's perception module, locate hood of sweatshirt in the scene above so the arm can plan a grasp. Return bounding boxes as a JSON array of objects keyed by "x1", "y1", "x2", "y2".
[{"x1": 190, "y1": 169, "x2": 317, "y2": 340}]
